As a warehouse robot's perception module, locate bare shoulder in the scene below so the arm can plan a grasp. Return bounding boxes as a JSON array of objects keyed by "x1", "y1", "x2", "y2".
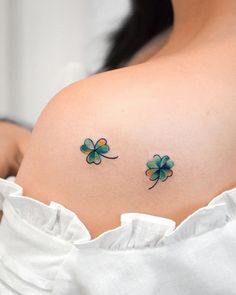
[{"x1": 16, "y1": 59, "x2": 236, "y2": 238}]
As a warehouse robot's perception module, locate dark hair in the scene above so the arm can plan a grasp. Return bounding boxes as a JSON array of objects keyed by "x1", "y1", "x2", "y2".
[{"x1": 101, "y1": 0, "x2": 174, "y2": 71}]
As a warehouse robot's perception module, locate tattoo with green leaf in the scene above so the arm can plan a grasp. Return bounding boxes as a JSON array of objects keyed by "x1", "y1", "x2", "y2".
[
  {"x1": 145, "y1": 154, "x2": 174, "y2": 190},
  {"x1": 80, "y1": 138, "x2": 118, "y2": 165}
]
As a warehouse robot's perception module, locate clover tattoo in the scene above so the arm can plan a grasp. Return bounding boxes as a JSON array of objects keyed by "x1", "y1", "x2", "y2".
[
  {"x1": 145, "y1": 154, "x2": 174, "y2": 190},
  {"x1": 80, "y1": 138, "x2": 118, "y2": 165}
]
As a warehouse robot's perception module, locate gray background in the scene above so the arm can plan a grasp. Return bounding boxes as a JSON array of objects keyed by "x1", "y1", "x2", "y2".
[{"x1": 0, "y1": 0, "x2": 130, "y2": 124}]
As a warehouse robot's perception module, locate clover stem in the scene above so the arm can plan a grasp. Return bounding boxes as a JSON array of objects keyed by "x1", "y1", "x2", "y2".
[
  {"x1": 100, "y1": 154, "x2": 119, "y2": 160},
  {"x1": 148, "y1": 179, "x2": 159, "y2": 190}
]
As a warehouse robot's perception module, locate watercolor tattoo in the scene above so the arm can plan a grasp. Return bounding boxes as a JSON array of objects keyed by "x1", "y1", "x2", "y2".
[
  {"x1": 145, "y1": 154, "x2": 174, "y2": 190},
  {"x1": 80, "y1": 138, "x2": 118, "y2": 165}
]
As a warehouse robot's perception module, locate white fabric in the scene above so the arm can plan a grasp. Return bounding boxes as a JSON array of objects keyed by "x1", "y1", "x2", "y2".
[{"x1": 0, "y1": 177, "x2": 236, "y2": 294}]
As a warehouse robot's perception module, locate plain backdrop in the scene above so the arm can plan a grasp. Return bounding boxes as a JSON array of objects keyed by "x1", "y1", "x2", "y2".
[{"x1": 0, "y1": 0, "x2": 130, "y2": 124}]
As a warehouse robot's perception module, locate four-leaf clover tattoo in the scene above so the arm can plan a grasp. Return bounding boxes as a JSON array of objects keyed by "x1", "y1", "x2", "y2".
[
  {"x1": 145, "y1": 154, "x2": 174, "y2": 190},
  {"x1": 80, "y1": 138, "x2": 118, "y2": 165},
  {"x1": 80, "y1": 137, "x2": 174, "y2": 190}
]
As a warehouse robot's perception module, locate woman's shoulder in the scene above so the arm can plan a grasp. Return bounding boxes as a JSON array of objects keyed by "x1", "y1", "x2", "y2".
[{"x1": 16, "y1": 59, "x2": 236, "y2": 238}]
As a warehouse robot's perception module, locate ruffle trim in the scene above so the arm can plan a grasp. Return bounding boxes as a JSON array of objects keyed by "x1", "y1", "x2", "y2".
[{"x1": 1, "y1": 177, "x2": 236, "y2": 250}]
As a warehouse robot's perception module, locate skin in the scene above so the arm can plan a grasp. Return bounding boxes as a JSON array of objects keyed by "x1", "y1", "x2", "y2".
[
  {"x1": 0, "y1": 122, "x2": 30, "y2": 221},
  {"x1": 0, "y1": 121, "x2": 30, "y2": 178},
  {"x1": 2, "y1": 0, "x2": 236, "y2": 237}
]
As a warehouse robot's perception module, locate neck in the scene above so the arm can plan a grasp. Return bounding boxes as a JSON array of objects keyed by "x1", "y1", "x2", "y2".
[{"x1": 151, "y1": 0, "x2": 236, "y2": 58}]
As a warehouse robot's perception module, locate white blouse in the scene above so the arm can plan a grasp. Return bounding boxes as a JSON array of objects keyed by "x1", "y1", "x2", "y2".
[{"x1": 0, "y1": 176, "x2": 236, "y2": 295}]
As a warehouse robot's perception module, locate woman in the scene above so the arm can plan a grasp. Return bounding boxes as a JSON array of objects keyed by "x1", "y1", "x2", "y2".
[{"x1": 0, "y1": 0, "x2": 236, "y2": 294}]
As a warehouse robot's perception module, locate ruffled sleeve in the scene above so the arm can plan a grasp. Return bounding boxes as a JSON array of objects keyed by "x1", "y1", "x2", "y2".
[
  {"x1": 1, "y1": 176, "x2": 236, "y2": 295},
  {"x1": 0, "y1": 177, "x2": 91, "y2": 243},
  {"x1": 1, "y1": 177, "x2": 236, "y2": 250}
]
